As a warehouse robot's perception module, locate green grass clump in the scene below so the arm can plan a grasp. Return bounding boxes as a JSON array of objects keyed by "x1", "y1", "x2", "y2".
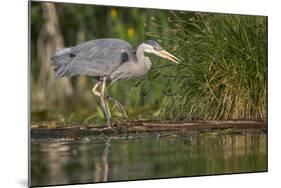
[{"x1": 146, "y1": 12, "x2": 267, "y2": 120}]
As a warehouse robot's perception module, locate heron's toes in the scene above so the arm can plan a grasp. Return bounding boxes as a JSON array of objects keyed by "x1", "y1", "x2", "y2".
[
  {"x1": 113, "y1": 101, "x2": 128, "y2": 118},
  {"x1": 108, "y1": 124, "x2": 121, "y2": 134},
  {"x1": 106, "y1": 96, "x2": 128, "y2": 118}
]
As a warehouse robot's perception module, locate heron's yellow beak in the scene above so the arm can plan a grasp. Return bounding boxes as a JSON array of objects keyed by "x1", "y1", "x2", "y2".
[{"x1": 159, "y1": 50, "x2": 180, "y2": 64}]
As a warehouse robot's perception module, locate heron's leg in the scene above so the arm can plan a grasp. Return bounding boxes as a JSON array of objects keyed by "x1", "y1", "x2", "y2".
[
  {"x1": 92, "y1": 82, "x2": 102, "y2": 97},
  {"x1": 94, "y1": 82, "x2": 127, "y2": 118},
  {"x1": 100, "y1": 77, "x2": 113, "y2": 128},
  {"x1": 91, "y1": 81, "x2": 119, "y2": 133},
  {"x1": 101, "y1": 77, "x2": 111, "y2": 120}
]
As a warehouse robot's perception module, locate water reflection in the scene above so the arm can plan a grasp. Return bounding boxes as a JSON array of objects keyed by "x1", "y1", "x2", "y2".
[
  {"x1": 31, "y1": 132, "x2": 267, "y2": 186},
  {"x1": 94, "y1": 137, "x2": 111, "y2": 182}
]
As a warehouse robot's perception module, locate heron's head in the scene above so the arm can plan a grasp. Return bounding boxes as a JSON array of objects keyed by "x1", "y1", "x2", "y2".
[{"x1": 143, "y1": 40, "x2": 180, "y2": 64}]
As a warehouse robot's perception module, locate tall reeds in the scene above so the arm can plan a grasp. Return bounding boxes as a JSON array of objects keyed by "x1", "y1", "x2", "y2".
[{"x1": 146, "y1": 12, "x2": 267, "y2": 120}]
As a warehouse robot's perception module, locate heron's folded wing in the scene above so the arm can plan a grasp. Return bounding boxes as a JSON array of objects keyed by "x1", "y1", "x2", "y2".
[{"x1": 69, "y1": 39, "x2": 135, "y2": 77}]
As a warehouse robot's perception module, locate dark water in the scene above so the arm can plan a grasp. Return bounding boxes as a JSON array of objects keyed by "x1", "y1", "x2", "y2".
[{"x1": 30, "y1": 131, "x2": 267, "y2": 186}]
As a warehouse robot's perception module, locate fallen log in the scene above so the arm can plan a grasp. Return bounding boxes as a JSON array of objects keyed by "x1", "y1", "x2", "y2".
[{"x1": 31, "y1": 119, "x2": 267, "y2": 139}]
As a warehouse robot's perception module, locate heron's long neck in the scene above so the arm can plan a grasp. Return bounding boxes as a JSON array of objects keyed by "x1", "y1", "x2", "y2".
[{"x1": 135, "y1": 44, "x2": 152, "y2": 73}]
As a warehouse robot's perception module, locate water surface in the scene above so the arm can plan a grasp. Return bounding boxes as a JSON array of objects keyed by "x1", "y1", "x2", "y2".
[{"x1": 31, "y1": 131, "x2": 267, "y2": 186}]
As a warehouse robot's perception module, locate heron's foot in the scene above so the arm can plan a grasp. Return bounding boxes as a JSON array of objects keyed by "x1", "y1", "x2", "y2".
[
  {"x1": 106, "y1": 96, "x2": 128, "y2": 118},
  {"x1": 107, "y1": 123, "x2": 121, "y2": 134}
]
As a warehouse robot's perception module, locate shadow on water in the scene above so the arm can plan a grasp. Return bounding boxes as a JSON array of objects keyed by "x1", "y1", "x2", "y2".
[{"x1": 30, "y1": 131, "x2": 267, "y2": 186}]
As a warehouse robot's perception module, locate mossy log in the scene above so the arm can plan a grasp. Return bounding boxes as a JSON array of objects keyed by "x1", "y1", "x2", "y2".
[{"x1": 31, "y1": 119, "x2": 267, "y2": 139}]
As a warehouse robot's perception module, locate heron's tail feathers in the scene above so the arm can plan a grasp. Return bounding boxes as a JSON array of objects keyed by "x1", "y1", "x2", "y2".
[{"x1": 51, "y1": 48, "x2": 74, "y2": 78}]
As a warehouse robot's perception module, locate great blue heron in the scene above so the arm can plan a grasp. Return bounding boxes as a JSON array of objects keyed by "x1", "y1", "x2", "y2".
[{"x1": 52, "y1": 38, "x2": 180, "y2": 131}]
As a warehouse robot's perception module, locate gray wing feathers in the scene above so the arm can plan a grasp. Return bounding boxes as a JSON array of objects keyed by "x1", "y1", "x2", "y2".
[
  {"x1": 51, "y1": 48, "x2": 73, "y2": 78},
  {"x1": 52, "y1": 39, "x2": 135, "y2": 78}
]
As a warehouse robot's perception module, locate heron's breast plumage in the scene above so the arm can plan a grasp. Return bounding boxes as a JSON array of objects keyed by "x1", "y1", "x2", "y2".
[{"x1": 110, "y1": 57, "x2": 151, "y2": 81}]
